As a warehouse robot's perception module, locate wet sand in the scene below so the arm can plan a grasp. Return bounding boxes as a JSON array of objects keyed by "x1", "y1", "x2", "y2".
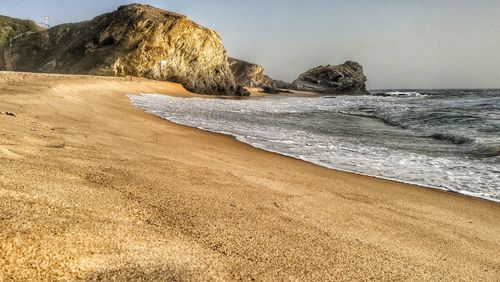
[{"x1": 0, "y1": 72, "x2": 499, "y2": 280}]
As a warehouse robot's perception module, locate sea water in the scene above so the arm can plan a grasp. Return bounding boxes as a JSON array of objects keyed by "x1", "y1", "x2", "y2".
[{"x1": 128, "y1": 89, "x2": 500, "y2": 202}]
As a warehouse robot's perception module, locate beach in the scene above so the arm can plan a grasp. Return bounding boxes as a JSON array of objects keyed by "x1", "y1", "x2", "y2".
[{"x1": 1, "y1": 71, "x2": 499, "y2": 280}]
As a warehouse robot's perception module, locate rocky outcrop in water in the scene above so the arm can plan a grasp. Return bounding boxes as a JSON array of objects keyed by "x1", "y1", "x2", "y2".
[
  {"x1": 292, "y1": 61, "x2": 367, "y2": 95},
  {"x1": 3, "y1": 4, "x2": 248, "y2": 96},
  {"x1": 228, "y1": 58, "x2": 291, "y2": 89}
]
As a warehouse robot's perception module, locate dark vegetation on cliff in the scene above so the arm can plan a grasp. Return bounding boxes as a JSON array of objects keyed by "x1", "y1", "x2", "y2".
[
  {"x1": 0, "y1": 16, "x2": 38, "y2": 70},
  {"x1": 0, "y1": 16, "x2": 37, "y2": 43}
]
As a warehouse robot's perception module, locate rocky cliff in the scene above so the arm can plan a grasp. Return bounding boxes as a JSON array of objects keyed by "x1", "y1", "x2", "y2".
[
  {"x1": 228, "y1": 58, "x2": 290, "y2": 89},
  {"x1": 3, "y1": 4, "x2": 247, "y2": 96},
  {"x1": 292, "y1": 61, "x2": 367, "y2": 95}
]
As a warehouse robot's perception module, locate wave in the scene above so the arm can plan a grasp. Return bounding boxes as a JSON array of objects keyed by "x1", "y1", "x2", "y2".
[
  {"x1": 430, "y1": 133, "x2": 500, "y2": 158},
  {"x1": 339, "y1": 112, "x2": 499, "y2": 158},
  {"x1": 128, "y1": 93, "x2": 500, "y2": 202},
  {"x1": 430, "y1": 133, "x2": 475, "y2": 145},
  {"x1": 338, "y1": 111, "x2": 406, "y2": 128},
  {"x1": 469, "y1": 143, "x2": 500, "y2": 158},
  {"x1": 372, "y1": 91, "x2": 425, "y2": 97}
]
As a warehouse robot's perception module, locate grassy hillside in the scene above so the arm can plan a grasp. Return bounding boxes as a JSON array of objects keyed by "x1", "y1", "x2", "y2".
[
  {"x1": 0, "y1": 15, "x2": 38, "y2": 70},
  {"x1": 0, "y1": 15, "x2": 38, "y2": 44}
]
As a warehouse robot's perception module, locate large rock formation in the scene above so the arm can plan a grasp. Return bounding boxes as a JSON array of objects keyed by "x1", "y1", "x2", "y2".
[
  {"x1": 2, "y1": 4, "x2": 248, "y2": 96},
  {"x1": 292, "y1": 61, "x2": 367, "y2": 95},
  {"x1": 228, "y1": 58, "x2": 290, "y2": 89}
]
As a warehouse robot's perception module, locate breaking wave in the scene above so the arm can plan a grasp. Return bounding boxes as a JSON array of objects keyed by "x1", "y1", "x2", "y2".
[
  {"x1": 372, "y1": 91, "x2": 425, "y2": 97},
  {"x1": 430, "y1": 133, "x2": 474, "y2": 145},
  {"x1": 128, "y1": 89, "x2": 500, "y2": 202}
]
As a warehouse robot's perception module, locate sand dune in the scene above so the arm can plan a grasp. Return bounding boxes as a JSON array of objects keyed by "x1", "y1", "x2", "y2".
[{"x1": 0, "y1": 72, "x2": 499, "y2": 280}]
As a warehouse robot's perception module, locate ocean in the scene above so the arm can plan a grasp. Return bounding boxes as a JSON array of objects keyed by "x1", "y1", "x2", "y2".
[{"x1": 128, "y1": 89, "x2": 500, "y2": 202}]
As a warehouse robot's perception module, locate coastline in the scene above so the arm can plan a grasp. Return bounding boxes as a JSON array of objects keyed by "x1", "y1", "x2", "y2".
[
  {"x1": 130, "y1": 92, "x2": 500, "y2": 203},
  {"x1": 134, "y1": 100, "x2": 499, "y2": 204},
  {"x1": 1, "y1": 72, "x2": 499, "y2": 280}
]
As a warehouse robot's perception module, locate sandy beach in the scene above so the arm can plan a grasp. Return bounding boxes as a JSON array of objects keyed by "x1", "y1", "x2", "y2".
[{"x1": 0, "y1": 71, "x2": 499, "y2": 280}]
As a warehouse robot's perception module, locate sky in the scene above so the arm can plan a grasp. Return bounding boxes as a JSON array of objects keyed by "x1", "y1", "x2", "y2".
[{"x1": 1, "y1": 0, "x2": 499, "y2": 89}]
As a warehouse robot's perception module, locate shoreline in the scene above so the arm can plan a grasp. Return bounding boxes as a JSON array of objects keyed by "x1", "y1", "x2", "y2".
[
  {"x1": 129, "y1": 93, "x2": 500, "y2": 204},
  {"x1": 143, "y1": 108, "x2": 500, "y2": 204},
  {"x1": 1, "y1": 72, "x2": 499, "y2": 280}
]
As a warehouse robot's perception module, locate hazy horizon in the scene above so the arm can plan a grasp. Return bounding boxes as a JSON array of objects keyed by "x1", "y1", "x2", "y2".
[{"x1": 1, "y1": 0, "x2": 499, "y2": 89}]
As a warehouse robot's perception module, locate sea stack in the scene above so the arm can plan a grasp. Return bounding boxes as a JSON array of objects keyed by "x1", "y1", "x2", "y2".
[
  {"x1": 292, "y1": 61, "x2": 368, "y2": 95},
  {"x1": 2, "y1": 4, "x2": 248, "y2": 96}
]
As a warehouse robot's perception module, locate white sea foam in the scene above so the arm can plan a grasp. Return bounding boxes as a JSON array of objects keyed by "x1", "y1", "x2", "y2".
[
  {"x1": 128, "y1": 94, "x2": 500, "y2": 202},
  {"x1": 384, "y1": 91, "x2": 424, "y2": 96}
]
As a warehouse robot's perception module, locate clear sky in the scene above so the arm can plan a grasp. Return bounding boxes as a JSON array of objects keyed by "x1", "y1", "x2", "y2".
[{"x1": 1, "y1": 0, "x2": 499, "y2": 89}]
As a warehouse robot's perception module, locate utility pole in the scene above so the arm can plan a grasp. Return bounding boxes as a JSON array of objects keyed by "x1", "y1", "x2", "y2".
[
  {"x1": 43, "y1": 16, "x2": 50, "y2": 29},
  {"x1": 9, "y1": 34, "x2": 21, "y2": 54},
  {"x1": 5, "y1": 18, "x2": 42, "y2": 70},
  {"x1": 8, "y1": 33, "x2": 25, "y2": 70}
]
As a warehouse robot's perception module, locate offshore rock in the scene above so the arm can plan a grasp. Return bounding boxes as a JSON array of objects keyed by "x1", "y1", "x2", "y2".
[
  {"x1": 292, "y1": 61, "x2": 367, "y2": 95},
  {"x1": 3, "y1": 4, "x2": 247, "y2": 96}
]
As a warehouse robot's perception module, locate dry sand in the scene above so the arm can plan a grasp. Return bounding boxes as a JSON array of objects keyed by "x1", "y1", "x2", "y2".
[{"x1": 0, "y1": 71, "x2": 499, "y2": 281}]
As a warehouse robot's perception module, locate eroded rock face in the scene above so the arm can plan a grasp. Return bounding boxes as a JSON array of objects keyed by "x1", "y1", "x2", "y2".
[
  {"x1": 228, "y1": 58, "x2": 291, "y2": 89},
  {"x1": 292, "y1": 61, "x2": 367, "y2": 95},
  {"x1": 4, "y1": 4, "x2": 247, "y2": 96},
  {"x1": 228, "y1": 58, "x2": 265, "y2": 88}
]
